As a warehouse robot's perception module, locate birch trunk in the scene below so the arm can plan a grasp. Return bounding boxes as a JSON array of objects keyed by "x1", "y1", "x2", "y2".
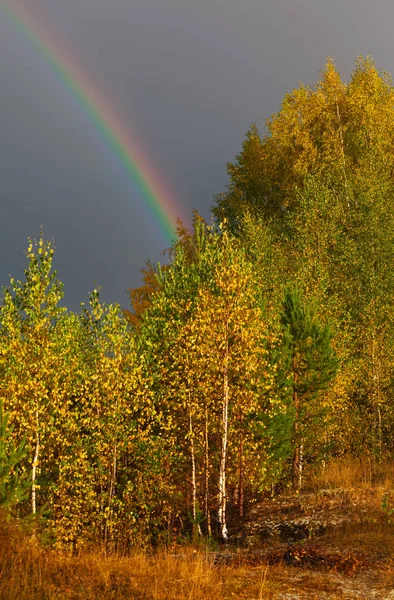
[
  {"x1": 104, "y1": 442, "x2": 118, "y2": 546},
  {"x1": 105, "y1": 390, "x2": 120, "y2": 546},
  {"x1": 218, "y1": 322, "x2": 229, "y2": 540},
  {"x1": 32, "y1": 410, "x2": 40, "y2": 515},
  {"x1": 238, "y1": 435, "x2": 244, "y2": 518},
  {"x1": 204, "y1": 406, "x2": 211, "y2": 537},
  {"x1": 189, "y1": 404, "x2": 201, "y2": 536}
]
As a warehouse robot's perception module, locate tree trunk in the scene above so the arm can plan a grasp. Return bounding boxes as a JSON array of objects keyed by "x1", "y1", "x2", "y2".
[
  {"x1": 189, "y1": 404, "x2": 201, "y2": 537},
  {"x1": 204, "y1": 406, "x2": 211, "y2": 537},
  {"x1": 292, "y1": 442, "x2": 301, "y2": 492},
  {"x1": 32, "y1": 410, "x2": 40, "y2": 515},
  {"x1": 238, "y1": 435, "x2": 244, "y2": 518},
  {"x1": 105, "y1": 441, "x2": 118, "y2": 546},
  {"x1": 218, "y1": 323, "x2": 229, "y2": 540},
  {"x1": 298, "y1": 442, "x2": 304, "y2": 490},
  {"x1": 292, "y1": 434, "x2": 304, "y2": 492}
]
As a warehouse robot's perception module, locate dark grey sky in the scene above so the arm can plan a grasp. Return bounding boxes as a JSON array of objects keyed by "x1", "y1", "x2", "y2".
[{"x1": 1, "y1": 0, "x2": 394, "y2": 310}]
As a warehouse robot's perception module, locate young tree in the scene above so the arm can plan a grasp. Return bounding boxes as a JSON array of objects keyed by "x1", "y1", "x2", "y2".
[
  {"x1": 281, "y1": 288, "x2": 338, "y2": 491},
  {"x1": 0, "y1": 233, "x2": 65, "y2": 515},
  {"x1": 139, "y1": 220, "x2": 282, "y2": 540}
]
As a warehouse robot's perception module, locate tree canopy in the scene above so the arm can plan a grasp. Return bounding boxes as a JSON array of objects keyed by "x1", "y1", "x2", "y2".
[{"x1": 2, "y1": 56, "x2": 394, "y2": 549}]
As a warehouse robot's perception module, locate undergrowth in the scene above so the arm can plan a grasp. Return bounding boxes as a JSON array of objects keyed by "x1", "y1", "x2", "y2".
[{"x1": 2, "y1": 458, "x2": 394, "y2": 599}]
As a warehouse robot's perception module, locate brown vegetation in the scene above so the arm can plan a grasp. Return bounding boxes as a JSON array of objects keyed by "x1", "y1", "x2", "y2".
[
  {"x1": 2, "y1": 459, "x2": 394, "y2": 599},
  {"x1": 0, "y1": 514, "x2": 267, "y2": 600}
]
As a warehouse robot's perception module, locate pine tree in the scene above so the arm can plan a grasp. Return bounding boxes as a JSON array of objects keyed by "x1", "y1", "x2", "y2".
[{"x1": 281, "y1": 287, "x2": 338, "y2": 491}]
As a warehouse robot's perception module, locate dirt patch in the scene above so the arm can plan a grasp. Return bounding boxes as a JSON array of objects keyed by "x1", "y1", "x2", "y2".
[{"x1": 221, "y1": 488, "x2": 394, "y2": 598}]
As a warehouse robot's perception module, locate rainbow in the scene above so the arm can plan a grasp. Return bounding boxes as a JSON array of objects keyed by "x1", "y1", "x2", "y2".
[{"x1": 1, "y1": 2, "x2": 182, "y2": 243}]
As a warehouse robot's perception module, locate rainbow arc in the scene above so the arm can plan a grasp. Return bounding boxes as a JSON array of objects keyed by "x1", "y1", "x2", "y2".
[{"x1": 1, "y1": 2, "x2": 181, "y2": 243}]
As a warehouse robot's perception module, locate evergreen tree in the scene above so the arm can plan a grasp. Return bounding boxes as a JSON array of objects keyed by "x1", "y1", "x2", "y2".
[{"x1": 281, "y1": 287, "x2": 338, "y2": 491}]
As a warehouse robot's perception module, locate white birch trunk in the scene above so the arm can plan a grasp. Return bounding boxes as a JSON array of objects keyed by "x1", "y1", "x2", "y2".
[
  {"x1": 238, "y1": 435, "x2": 244, "y2": 518},
  {"x1": 189, "y1": 405, "x2": 201, "y2": 536},
  {"x1": 204, "y1": 406, "x2": 211, "y2": 537},
  {"x1": 32, "y1": 410, "x2": 40, "y2": 515},
  {"x1": 218, "y1": 324, "x2": 229, "y2": 541},
  {"x1": 298, "y1": 442, "x2": 304, "y2": 491}
]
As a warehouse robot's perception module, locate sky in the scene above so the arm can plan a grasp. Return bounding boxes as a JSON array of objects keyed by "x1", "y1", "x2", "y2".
[{"x1": 1, "y1": 0, "x2": 394, "y2": 310}]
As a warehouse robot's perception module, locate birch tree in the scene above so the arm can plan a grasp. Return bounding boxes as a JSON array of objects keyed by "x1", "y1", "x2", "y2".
[{"x1": 0, "y1": 234, "x2": 65, "y2": 515}]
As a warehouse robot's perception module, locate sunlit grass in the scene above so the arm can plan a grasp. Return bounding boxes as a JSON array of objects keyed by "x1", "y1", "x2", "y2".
[
  {"x1": 2, "y1": 458, "x2": 394, "y2": 599},
  {"x1": 308, "y1": 457, "x2": 394, "y2": 492},
  {"x1": 0, "y1": 516, "x2": 269, "y2": 600}
]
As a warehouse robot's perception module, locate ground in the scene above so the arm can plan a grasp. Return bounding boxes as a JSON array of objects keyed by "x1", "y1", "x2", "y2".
[
  {"x1": 2, "y1": 461, "x2": 394, "y2": 599},
  {"x1": 218, "y1": 476, "x2": 394, "y2": 598}
]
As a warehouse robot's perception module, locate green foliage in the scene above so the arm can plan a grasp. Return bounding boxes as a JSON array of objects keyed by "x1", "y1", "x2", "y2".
[
  {"x1": 281, "y1": 287, "x2": 338, "y2": 490},
  {"x1": 214, "y1": 56, "x2": 394, "y2": 462},
  {"x1": 3, "y1": 54, "x2": 394, "y2": 547},
  {"x1": 281, "y1": 287, "x2": 338, "y2": 399},
  {"x1": 0, "y1": 400, "x2": 29, "y2": 508}
]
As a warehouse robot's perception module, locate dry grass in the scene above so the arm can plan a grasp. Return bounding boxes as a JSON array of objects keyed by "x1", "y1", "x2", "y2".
[
  {"x1": 0, "y1": 525, "x2": 391, "y2": 600},
  {"x1": 0, "y1": 516, "x2": 272, "y2": 600},
  {"x1": 0, "y1": 529, "x2": 213, "y2": 599},
  {"x1": 2, "y1": 459, "x2": 394, "y2": 599},
  {"x1": 308, "y1": 457, "x2": 394, "y2": 494},
  {"x1": 1, "y1": 520, "x2": 392, "y2": 600}
]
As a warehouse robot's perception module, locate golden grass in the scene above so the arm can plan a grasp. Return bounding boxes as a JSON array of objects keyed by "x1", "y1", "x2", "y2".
[
  {"x1": 3, "y1": 458, "x2": 394, "y2": 599},
  {"x1": 0, "y1": 516, "x2": 273, "y2": 600},
  {"x1": 308, "y1": 457, "x2": 394, "y2": 493},
  {"x1": 1, "y1": 518, "x2": 392, "y2": 599},
  {"x1": 0, "y1": 533, "x2": 213, "y2": 599}
]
